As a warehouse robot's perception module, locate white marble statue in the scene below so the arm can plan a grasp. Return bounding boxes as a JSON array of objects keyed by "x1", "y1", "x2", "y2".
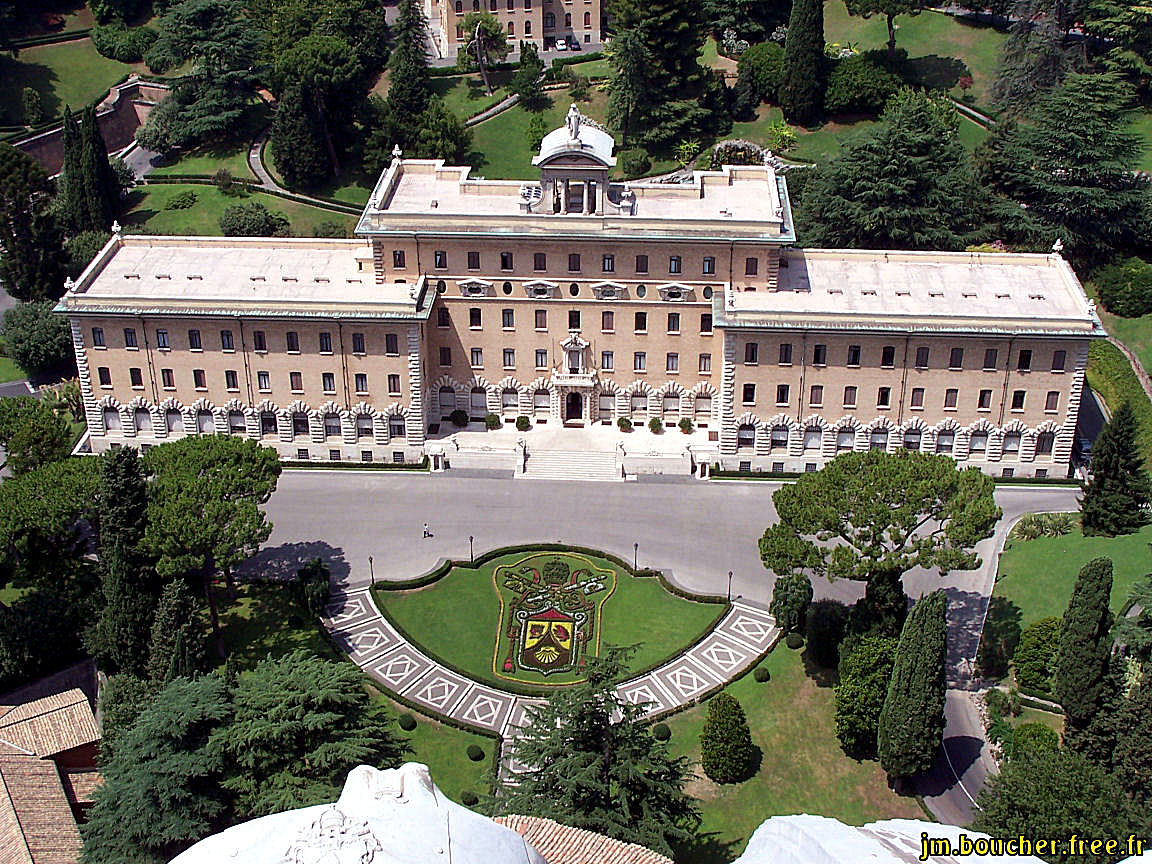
[{"x1": 566, "y1": 103, "x2": 581, "y2": 141}]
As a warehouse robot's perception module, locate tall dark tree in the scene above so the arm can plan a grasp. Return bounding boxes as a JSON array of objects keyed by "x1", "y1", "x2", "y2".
[
  {"x1": 1054, "y1": 557, "x2": 1114, "y2": 738},
  {"x1": 990, "y1": 0, "x2": 1074, "y2": 115},
  {"x1": 79, "y1": 105, "x2": 118, "y2": 230},
  {"x1": 1111, "y1": 681, "x2": 1152, "y2": 811},
  {"x1": 699, "y1": 692, "x2": 756, "y2": 783},
  {"x1": 703, "y1": 0, "x2": 791, "y2": 41},
  {"x1": 606, "y1": 29, "x2": 653, "y2": 145},
  {"x1": 493, "y1": 650, "x2": 699, "y2": 857},
  {"x1": 59, "y1": 107, "x2": 88, "y2": 234},
  {"x1": 769, "y1": 573, "x2": 813, "y2": 634},
  {"x1": 0, "y1": 144, "x2": 66, "y2": 302},
  {"x1": 833, "y1": 634, "x2": 897, "y2": 757},
  {"x1": 779, "y1": 0, "x2": 825, "y2": 124},
  {"x1": 269, "y1": 85, "x2": 330, "y2": 189},
  {"x1": 385, "y1": 0, "x2": 433, "y2": 121},
  {"x1": 146, "y1": 579, "x2": 206, "y2": 687},
  {"x1": 512, "y1": 41, "x2": 546, "y2": 111},
  {"x1": 1080, "y1": 402, "x2": 1150, "y2": 536},
  {"x1": 877, "y1": 589, "x2": 947, "y2": 780}
]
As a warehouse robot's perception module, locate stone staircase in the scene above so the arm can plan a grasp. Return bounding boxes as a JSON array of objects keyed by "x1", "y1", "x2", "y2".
[{"x1": 516, "y1": 448, "x2": 622, "y2": 482}]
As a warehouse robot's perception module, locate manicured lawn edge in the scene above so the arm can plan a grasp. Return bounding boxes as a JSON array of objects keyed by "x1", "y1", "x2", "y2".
[{"x1": 1086, "y1": 340, "x2": 1152, "y2": 467}]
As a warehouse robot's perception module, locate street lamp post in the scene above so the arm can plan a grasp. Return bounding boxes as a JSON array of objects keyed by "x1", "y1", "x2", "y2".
[
  {"x1": 727, "y1": 570, "x2": 733, "y2": 603},
  {"x1": 469, "y1": 535, "x2": 474, "y2": 564},
  {"x1": 633, "y1": 542, "x2": 638, "y2": 572},
  {"x1": 369, "y1": 555, "x2": 375, "y2": 588}
]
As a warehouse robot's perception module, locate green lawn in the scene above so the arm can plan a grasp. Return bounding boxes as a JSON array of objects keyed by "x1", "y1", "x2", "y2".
[
  {"x1": 1129, "y1": 111, "x2": 1152, "y2": 173},
  {"x1": 994, "y1": 523, "x2": 1152, "y2": 628},
  {"x1": 150, "y1": 102, "x2": 269, "y2": 180},
  {"x1": 1013, "y1": 705, "x2": 1064, "y2": 738},
  {"x1": 0, "y1": 585, "x2": 31, "y2": 607},
  {"x1": 380, "y1": 697, "x2": 496, "y2": 802},
  {"x1": 0, "y1": 355, "x2": 26, "y2": 384},
  {"x1": 1085, "y1": 340, "x2": 1152, "y2": 469},
  {"x1": 665, "y1": 647, "x2": 922, "y2": 862},
  {"x1": 433, "y1": 71, "x2": 514, "y2": 121},
  {"x1": 0, "y1": 38, "x2": 133, "y2": 126},
  {"x1": 263, "y1": 144, "x2": 375, "y2": 207},
  {"x1": 824, "y1": 1, "x2": 1007, "y2": 110},
  {"x1": 374, "y1": 550, "x2": 724, "y2": 692},
  {"x1": 122, "y1": 184, "x2": 359, "y2": 236}
]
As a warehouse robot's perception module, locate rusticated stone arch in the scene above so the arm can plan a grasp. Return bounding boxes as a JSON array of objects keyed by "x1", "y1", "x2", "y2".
[
  {"x1": 827, "y1": 415, "x2": 860, "y2": 458},
  {"x1": 863, "y1": 415, "x2": 895, "y2": 453}
]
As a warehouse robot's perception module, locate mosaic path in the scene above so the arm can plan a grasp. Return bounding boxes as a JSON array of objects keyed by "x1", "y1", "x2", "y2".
[{"x1": 322, "y1": 587, "x2": 779, "y2": 749}]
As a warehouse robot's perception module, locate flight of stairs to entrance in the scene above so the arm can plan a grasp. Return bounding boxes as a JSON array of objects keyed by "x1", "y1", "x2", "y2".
[{"x1": 517, "y1": 449, "x2": 622, "y2": 482}]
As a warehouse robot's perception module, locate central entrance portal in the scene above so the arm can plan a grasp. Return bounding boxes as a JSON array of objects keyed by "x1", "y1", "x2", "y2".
[{"x1": 565, "y1": 392, "x2": 583, "y2": 422}]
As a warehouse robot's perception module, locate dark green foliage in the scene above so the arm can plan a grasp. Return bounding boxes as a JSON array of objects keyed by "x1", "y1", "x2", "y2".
[
  {"x1": 493, "y1": 650, "x2": 700, "y2": 857},
  {"x1": 770, "y1": 573, "x2": 813, "y2": 634},
  {"x1": 619, "y1": 149, "x2": 651, "y2": 178},
  {"x1": 1002, "y1": 722, "x2": 1059, "y2": 759},
  {"x1": 218, "y1": 201, "x2": 291, "y2": 237},
  {"x1": 0, "y1": 301, "x2": 74, "y2": 376},
  {"x1": 824, "y1": 52, "x2": 902, "y2": 115},
  {"x1": 146, "y1": 579, "x2": 205, "y2": 687},
  {"x1": 291, "y1": 558, "x2": 331, "y2": 619},
  {"x1": 485, "y1": 413, "x2": 501, "y2": 430},
  {"x1": 877, "y1": 589, "x2": 947, "y2": 778},
  {"x1": 461, "y1": 790, "x2": 480, "y2": 806},
  {"x1": 0, "y1": 144, "x2": 66, "y2": 302},
  {"x1": 704, "y1": 0, "x2": 791, "y2": 41},
  {"x1": 466, "y1": 743, "x2": 485, "y2": 761},
  {"x1": 1084, "y1": 0, "x2": 1152, "y2": 98},
  {"x1": 65, "y1": 231, "x2": 112, "y2": 278},
  {"x1": 700, "y1": 692, "x2": 756, "y2": 783},
  {"x1": 736, "y1": 41, "x2": 785, "y2": 106},
  {"x1": 165, "y1": 191, "x2": 198, "y2": 211},
  {"x1": 1111, "y1": 680, "x2": 1152, "y2": 810},
  {"x1": 92, "y1": 23, "x2": 158, "y2": 62},
  {"x1": 1012, "y1": 616, "x2": 1060, "y2": 695},
  {"x1": 21, "y1": 87, "x2": 42, "y2": 125},
  {"x1": 450, "y1": 409, "x2": 469, "y2": 427},
  {"x1": 844, "y1": 0, "x2": 925, "y2": 59},
  {"x1": 0, "y1": 580, "x2": 94, "y2": 692},
  {"x1": 649, "y1": 417, "x2": 663, "y2": 433},
  {"x1": 80, "y1": 676, "x2": 233, "y2": 864},
  {"x1": 779, "y1": 0, "x2": 825, "y2": 124},
  {"x1": 785, "y1": 631, "x2": 804, "y2": 649},
  {"x1": 398, "y1": 712, "x2": 418, "y2": 731},
  {"x1": 0, "y1": 396, "x2": 70, "y2": 476},
  {"x1": 1081, "y1": 403, "x2": 1151, "y2": 536},
  {"x1": 515, "y1": 415, "x2": 531, "y2": 431},
  {"x1": 976, "y1": 595, "x2": 1022, "y2": 680},
  {"x1": 972, "y1": 748, "x2": 1144, "y2": 864},
  {"x1": 90, "y1": 0, "x2": 149, "y2": 23},
  {"x1": 269, "y1": 86, "x2": 330, "y2": 189},
  {"x1": 1112, "y1": 573, "x2": 1152, "y2": 661},
  {"x1": 215, "y1": 650, "x2": 407, "y2": 818},
  {"x1": 753, "y1": 666, "x2": 770, "y2": 682},
  {"x1": 834, "y1": 634, "x2": 897, "y2": 758},
  {"x1": 79, "y1": 105, "x2": 120, "y2": 231},
  {"x1": 386, "y1": 0, "x2": 433, "y2": 120},
  {"x1": 850, "y1": 569, "x2": 908, "y2": 638},
  {"x1": 363, "y1": 96, "x2": 472, "y2": 171},
  {"x1": 513, "y1": 41, "x2": 546, "y2": 110},
  {"x1": 313, "y1": 221, "x2": 348, "y2": 238},
  {"x1": 1054, "y1": 557, "x2": 1114, "y2": 732},
  {"x1": 60, "y1": 107, "x2": 86, "y2": 233},
  {"x1": 1096, "y1": 257, "x2": 1152, "y2": 318},
  {"x1": 526, "y1": 113, "x2": 549, "y2": 151},
  {"x1": 98, "y1": 673, "x2": 153, "y2": 762},
  {"x1": 652, "y1": 722, "x2": 671, "y2": 740},
  {"x1": 991, "y1": 2, "x2": 1071, "y2": 116},
  {"x1": 804, "y1": 599, "x2": 850, "y2": 668},
  {"x1": 457, "y1": 12, "x2": 510, "y2": 90}
]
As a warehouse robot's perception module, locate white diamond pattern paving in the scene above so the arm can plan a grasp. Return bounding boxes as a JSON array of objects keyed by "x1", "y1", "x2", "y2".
[{"x1": 324, "y1": 587, "x2": 779, "y2": 759}]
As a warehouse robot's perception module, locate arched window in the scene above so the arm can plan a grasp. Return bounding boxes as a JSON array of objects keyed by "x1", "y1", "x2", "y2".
[
  {"x1": 1036, "y1": 431, "x2": 1055, "y2": 455},
  {"x1": 630, "y1": 392, "x2": 647, "y2": 416},
  {"x1": 598, "y1": 393, "x2": 615, "y2": 417},
  {"x1": 166, "y1": 409, "x2": 183, "y2": 432},
  {"x1": 662, "y1": 394, "x2": 680, "y2": 417},
  {"x1": 694, "y1": 395, "x2": 712, "y2": 417},
  {"x1": 836, "y1": 428, "x2": 855, "y2": 451},
  {"x1": 736, "y1": 424, "x2": 755, "y2": 449},
  {"x1": 260, "y1": 411, "x2": 277, "y2": 436},
  {"x1": 544, "y1": 11, "x2": 554, "y2": 27},
  {"x1": 389, "y1": 416, "x2": 406, "y2": 438},
  {"x1": 134, "y1": 407, "x2": 152, "y2": 433},
  {"x1": 771, "y1": 425, "x2": 789, "y2": 450},
  {"x1": 323, "y1": 413, "x2": 341, "y2": 439},
  {"x1": 197, "y1": 410, "x2": 214, "y2": 434},
  {"x1": 564, "y1": 11, "x2": 571, "y2": 26},
  {"x1": 228, "y1": 410, "x2": 246, "y2": 434},
  {"x1": 904, "y1": 428, "x2": 922, "y2": 450},
  {"x1": 583, "y1": 10, "x2": 590, "y2": 26},
  {"x1": 1002, "y1": 432, "x2": 1021, "y2": 454},
  {"x1": 356, "y1": 414, "x2": 373, "y2": 439},
  {"x1": 869, "y1": 428, "x2": 888, "y2": 450},
  {"x1": 803, "y1": 426, "x2": 821, "y2": 450},
  {"x1": 103, "y1": 407, "x2": 122, "y2": 431},
  {"x1": 507, "y1": 20, "x2": 514, "y2": 34},
  {"x1": 533, "y1": 389, "x2": 550, "y2": 413},
  {"x1": 292, "y1": 411, "x2": 310, "y2": 436},
  {"x1": 470, "y1": 387, "x2": 488, "y2": 416},
  {"x1": 501, "y1": 388, "x2": 519, "y2": 409},
  {"x1": 936, "y1": 431, "x2": 955, "y2": 453},
  {"x1": 438, "y1": 386, "x2": 456, "y2": 417},
  {"x1": 969, "y1": 431, "x2": 988, "y2": 453}
]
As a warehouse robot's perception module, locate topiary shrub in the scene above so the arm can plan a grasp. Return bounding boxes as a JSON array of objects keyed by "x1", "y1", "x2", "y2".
[
  {"x1": 21, "y1": 88, "x2": 42, "y2": 126},
  {"x1": 449, "y1": 409, "x2": 469, "y2": 428},
  {"x1": 1096, "y1": 257, "x2": 1152, "y2": 318},
  {"x1": 785, "y1": 631, "x2": 804, "y2": 650},
  {"x1": 678, "y1": 417, "x2": 693, "y2": 434},
  {"x1": 165, "y1": 190, "x2": 198, "y2": 210},
  {"x1": 460, "y1": 790, "x2": 480, "y2": 806},
  {"x1": 824, "y1": 53, "x2": 902, "y2": 115},
  {"x1": 753, "y1": 666, "x2": 770, "y2": 683},
  {"x1": 620, "y1": 149, "x2": 652, "y2": 179},
  {"x1": 617, "y1": 416, "x2": 633, "y2": 432},
  {"x1": 652, "y1": 722, "x2": 671, "y2": 741},
  {"x1": 770, "y1": 573, "x2": 813, "y2": 635},
  {"x1": 737, "y1": 41, "x2": 785, "y2": 104},
  {"x1": 515, "y1": 415, "x2": 531, "y2": 432},
  {"x1": 1013, "y1": 617, "x2": 1061, "y2": 696},
  {"x1": 398, "y1": 713, "x2": 417, "y2": 731},
  {"x1": 805, "y1": 599, "x2": 850, "y2": 669},
  {"x1": 700, "y1": 692, "x2": 756, "y2": 784},
  {"x1": 485, "y1": 413, "x2": 501, "y2": 430},
  {"x1": 648, "y1": 417, "x2": 663, "y2": 434},
  {"x1": 466, "y1": 744, "x2": 485, "y2": 762}
]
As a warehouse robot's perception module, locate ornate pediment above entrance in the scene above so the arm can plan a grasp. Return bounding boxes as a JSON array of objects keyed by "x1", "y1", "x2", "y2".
[
  {"x1": 458, "y1": 278, "x2": 493, "y2": 297},
  {"x1": 560, "y1": 333, "x2": 589, "y2": 351},
  {"x1": 657, "y1": 282, "x2": 694, "y2": 302},
  {"x1": 591, "y1": 281, "x2": 626, "y2": 300},
  {"x1": 523, "y1": 279, "x2": 559, "y2": 298}
]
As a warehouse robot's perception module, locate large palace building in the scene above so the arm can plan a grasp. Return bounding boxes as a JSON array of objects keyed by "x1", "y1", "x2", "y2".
[
  {"x1": 426, "y1": 0, "x2": 604, "y2": 60},
  {"x1": 58, "y1": 108, "x2": 1105, "y2": 478}
]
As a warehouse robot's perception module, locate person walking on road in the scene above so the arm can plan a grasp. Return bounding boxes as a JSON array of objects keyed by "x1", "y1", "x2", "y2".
[{"x1": 423, "y1": 522, "x2": 431, "y2": 538}]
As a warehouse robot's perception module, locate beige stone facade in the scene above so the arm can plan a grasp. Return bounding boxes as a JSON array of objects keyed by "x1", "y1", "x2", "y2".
[
  {"x1": 57, "y1": 111, "x2": 1104, "y2": 476},
  {"x1": 427, "y1": 0, "x2": 603, "y2": 60}
]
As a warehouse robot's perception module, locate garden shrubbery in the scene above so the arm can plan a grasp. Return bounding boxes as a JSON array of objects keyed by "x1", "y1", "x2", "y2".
[
  {"x1": 619, "y1": 149, "x2": 652, "y2": 179},
  {"x1": 700, "y1": 692, "x2": 756, "y2": 783},
  {"x1": 1011, "y1": 512, "x2": 1076, "y2": 541},
  {"x1": 805, "y1": 599, "x2": 850, "y2": 669},
  {"x1": 824, "y1": 52, "x2": 902, "y2": 116},
  {"x1": 219, "y1": 201, "x2": 290, "y2": 237},
  {"x1": 652, "y1": 722, "x2": 671, "y2": 741},
  {"x1": 1095, "y1": 257, "x2": 1152, "y2": 318},
  {"x1": 466, "y1": 744, "x2": 485, "y2": 761},
  {"x1": 485, "y1": 413, "x2": 501, "y2": 430},
  {"x1": 92, "y1": 24, "x2": 157, "y2": 63},
  {"x1": 165, "y1": 190, "x2": 198, "y2": 211},
  {"x1": 753, "y1": 666, "x2": 770, "y2": 682},
  {"x1": 1013, "y1": 617, "x2": 1061, "y2": 696},
  {"x1": 648, "y1": 417, "x2": 663, "y2": 434},
  {"x1": 449, "y1": 409, "x2": 469, "y2": 428},
  {"x1": 515, "y1": 415, "x2": 531, "y2": 431},
  {"x1": 290, "y1": 558, "x2": 331, "y2": 619},
  {"x1": 398, "y1": 713, "x2": 418, "y2": 731},
  {"x1": 617, "y1": 417, "x2": 633, "y2": 432}
]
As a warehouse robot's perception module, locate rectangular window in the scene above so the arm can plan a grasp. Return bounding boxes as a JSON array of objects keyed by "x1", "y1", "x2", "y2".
[
  {"x1": 289, "y1": 371, "x2": 302, "y2": 391},
  {"x1": 440, "y1": 347, "x2": 451, "y2": 366},
  {"x1": 602, "y1": 254, "x2": 614, "y2": 273},
  {"x1": 568, "y1": 310, "x2": 580, "y2": 329},
  {"x1": 877, "y1": 386, "x2": 891, "y2": 408},
  {"x1": 669, "y1": 256, "x2": 682, "y2": 274},
  {"x1": 98, "y1": 367, "x2": 111, "y2": 386},
  {"x1": 1011, "y1": 390, "x2": 1025, "y2": 410},
  {"x1": 92, "y1": 327, "x2": 105, "y2": 347},
  {"x1": 124, "y1": 327, "x2": 138, "y2": 348},
  {"x1": 949, "y1": 347, "x2": 964, "y2": 370},
  {"x1": 351, "y1": 332, "x2": 365, "y2": 354},
  {"x1": 286, "y1": 331, "x2": 299, "y2": 353},
  {"x1": 601, "y1": 351, "x2": 614, "y2": 371},
  {"x1": 667, "y1": 312, "x2": 680, "y2": 334},
  {"x1": 393, "y1": 250, "x2": 405, "y2": 268},
  {"x1": 944, "y1": 388, "x2": 958, "y2": 409},
  {"x1": 881, "y1": 345, "x2": 895, "y2": 368},
  {"x1": 911, "y1": 387, "x2": 924, "y2": 408},
  {"x1": 318, "y1": 331, "x2": 332, "y2": 353},
  {"x1": 745, "y1": 257, "x2": 758, "y2": 276},
  {"x1": 322, "y1": 372, "x2": 335, "y2": 393},
  {"x1": 702, "y1": 256, "x2": 715, "y2": 275},
  {"x1": 385, "y1": 333, "x2": 399, "y2": 355},
  {"x1": 162, "y1": 368, "x2": 175, "y2": 389},
  {"x1": 129, "y1": 367, "x2": 143, "y2": 388},
  {"x1": 915, "y1": 346, "x2": 929, "y2": 369},
  {"x1": 699, "y1": 353, "x2": 711, "y2": 373},
  {"x1": 156, "y1": 329, "x2": 170, "y2": 349},
  {"x1": 779, "y1": 343, "x2": 792, "y2": 365},
  {"x1": 437, "y1": 308, "x2": 450, "y2": 328},
  {"x1": 194, "y1": 369, "x2": 207, "y2": 389},
  {"x1": 568, "y1": 253, "x2": 581, "y2": 272},
  {"x1": 635, "y1": 254, "x2": 648, "y2": 274},
  {"x1": 536, "y1": 349, "x2": 548, "y2": 368},
  {"x1": 535, "y1": 309, "x2": 547, "y2": 330},
  {"x1": 533, "y1": 252, "x2": 547, "y2": 271},
  {"x1": 502, "y1": 309, "x2": 515, "y2": 329},
  {"x1": 634, "y1": 352, "x2": 646, "y2": 372},
  {"x1": 469, "y1": 307, "x2": 482, "y2": 328},
  {"x1": 225, "y1": 369, "x2": 238, "y2": 390},
  {"x1": 1017, "y1": 349, "x2": 1032, "y2": 371},
  {"x1": 744, "y1": 342, "x2": 758, "y2": 364},
  {"x1": 843, "y1": 386, "x2": 857, "y2": 408},
  {"x1": 742, "y1": 383, "x2": 756, "y2": 403},
  {"x1": 1045, "y1": 391, "x2": 1059, "y2": 412},
  {"x1": 503, "y1": 348, "x2": 515, "y2": 368},
  {"x1": 470, "y1": 348, "x2": 483, "y2": 367},
  {"x1": 500, "y1": 251, "x2": 514, "y2": 270},
  {"x1": 847, "y1": 345, "x2": 861, "y2": 367},
  {"x1": 434, "y1": 250, "x2": 447, "y2": 269},
  {"x1": 983, "y1": 348, "x2": 998, "y2": 371},
  {"x1": 253, "y1": 330, "x2": 267, "y2": 352},
  {"x1": 388, "y1": 374, "x2": 400, "y2": 394},
  {"x1": 188, "y1": 329, "x2": 202, "y2": 350},
  {"x1": 666, "y1": 353, "x2": 679, "y2": 372},
  {"x1": 602, "y1": 310, "x2": 614, "y2": 332},
  {"x1": 1052, "y1": 350, "x2": 1067, "y2": 372},
  {"x1": 351, "y1": 373, "x2": 366, "y2": 393},
  {"x1": 701, "y1": 313, "x2": 713, "y2": 334},
  {"x1": 776, "y1": 384, "x2": 789, "y2": 405},
  {"x1": 813, "y1": 344, "x2": 827, "y2": 365},
  {"x1": 978, "y1": 389, "x2": 992, "y2": 409},
  {"x1": 635, "y1": 311, "x2": 647, "y2": 333},
  {"x1": 810, "y1": 384, "x2": 823, "y2": 406},
  {"x1": 257, "y1": 370, "x2": 269, "y2": 391},
  {"x1": 467, "y1": 251, "x2": 480, "y2": 270}
]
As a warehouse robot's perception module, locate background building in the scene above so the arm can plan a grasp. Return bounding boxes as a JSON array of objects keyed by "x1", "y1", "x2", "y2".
[{"x1": 426, "y1": 0, "x2": 604, "y2": 60}]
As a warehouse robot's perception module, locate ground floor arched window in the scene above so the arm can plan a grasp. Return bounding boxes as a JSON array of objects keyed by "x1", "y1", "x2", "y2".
[{"x1": 736, "y1": 424, "x2": 755, "y2": 449}]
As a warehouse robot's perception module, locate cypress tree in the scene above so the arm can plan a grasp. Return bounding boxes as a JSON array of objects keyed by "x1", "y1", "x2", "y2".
[
  {"x1": 1081, "y1": 402, "x2": 1150, "y2": 536},
  {"x1": 79, "y1": 105, "x2": 115, "y2": 231},
  {"x1": 779, "y1": 0, "x2": 825, "y2": 125},
  {"x1": 386, "y1": 0, "x2": 433, "y2": 127},
  {"x1": 146, "y1": 579, "x2": 206, "y2": 687},
  {"x1": 269, "y1": 85, "x2": 329, "y2": 189},
  {"x1": 60, "y1": 107, "x2": 87, "y2": 233},
  {"x1": 877, "y1": 589, "x2": 948, "y2": 780},
  {"x1": 700, "y1": 691, "x2": 756, "y2": 784},
  {"x1": 1054, "y1": 557, "x2": 1114, "y2": 736}
]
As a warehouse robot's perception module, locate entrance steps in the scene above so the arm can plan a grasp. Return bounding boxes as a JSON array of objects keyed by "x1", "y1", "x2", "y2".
[{"x1": 517, "y1": 448, "x2": 622, "y2": 482}]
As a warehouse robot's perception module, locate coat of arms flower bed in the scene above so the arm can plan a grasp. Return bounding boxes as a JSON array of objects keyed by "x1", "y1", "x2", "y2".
[{"x1": 374, "y1": 547, "x2": 725, "y2": 691}]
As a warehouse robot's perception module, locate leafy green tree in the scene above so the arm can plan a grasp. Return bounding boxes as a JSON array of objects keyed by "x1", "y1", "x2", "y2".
[
  {"x1": 606, "y1": 29, "x2": 653, "y2": 145},
  {"x1": 0, "y1": 300, "x2": 76, "y2": 375},
  {"x1": 214, "y1": 650, "x2": 407, "y2": 818},
  {"x1": 458, "y1": 12, "x2": 510, "y2": 94},
  {"x1": 976, "y1": 595, "x2": 1022, "y2": 680},
  {"x1": 21, "y1": 87, "x2": 42, "y2": 125},
  {"x1": 0, "y1": 395, "x2": 71, "y2": 475},
  {"x1": 833, "y1": 634, "x2": 897, "y2": 757},
  {"x1": 699, "y1": 691, "x2": 756, "y2": 783},
  {"x1": 760, "y1": 450, "x2": 999, "y2": 638},
  {"x1": 844, "y1": 0, "x2": 924, "y2": 58},
  {"x1": 218, "y1": 201, "x2": 290, "y2": 237},
  {"x1": 146, "y1": 579, "x2": 206, "y2": 687},
  {"x1": 972, "y1": 748, "x2": 1143, "y2": 864},
  {"x1": 526, "y1": 112, "x2": 549, "y2": 150},
  {"x1": 98, "y1": 673, "x2": 153, "y2": 761},
  {"x1": 493, "y1": 649, "x2": 700, "y2": 857},
  {"x1": 779, "y1": 0, "x2": 825, "y2": 124},
  {"x1": 269, "y1": 85, "x2": 330, "y2": 189},
  {"x1": 1013, "y1": 616, "x2": 1060, "y2": 694},
  {"x1": 1095, "y1": 256, "x2": 1152, "y2": 318},
  {"x1": 80, "y1": 675, "x2": 233, "y2": 864},
  {"x1": 364, "y1": 96, "x2": 473, "y2": 169},
  {"x1": 1081, "y1": 403, "x2": 1150, "y2": 536},
  {"x1": 769, "y1": 573, "x2": 812, "y2": 634},
  {"x1": 254, "y1": 0, "x2": 389, "y2": 74},
  {"x1": 0, "y1": 579, "x2": 96, "y2": 691},
  {"x1": 65, "y1": 230, "x2": 112, "y2": 279},
  {"x1": 703, "y1": 0, "x2": 790, "y2": 41},
  {"x1": 877, "y1": 589, "x2": 947, "y2": 779},
  {"x1": 1054, "y1": 557, "x2": 1114, "y2": 738},
  {"x1": 1113, "y1": 573, "x2": 1152, "y2": 661},
  {"x1": 1084, "y1": 0, "x2": 1152, "y2": 97},
  {"x1": 513, "y1": 41, "x2": 546, "y2": 110},
  {"x1": 991, "y1": 3, "x2": 1073, "y2": 116},
  {"x1": 385, "y1": 0, "x2": 433, "y2": 121},
  {"x1": 0, "y1": 144, "x2": 66, "y2": 302}
]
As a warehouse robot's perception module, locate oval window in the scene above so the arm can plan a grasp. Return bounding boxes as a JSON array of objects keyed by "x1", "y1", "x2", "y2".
[
  {"x1": 569, "y1": 283, "x2": 579, "y2": 296},
  {"x1": 502, "y1": 281, "x2": 513, "y2": 295},
  {"x1": 636, "y1": 284, "x2": 647, "y2": 298},
  {"x1": 436, "y1": 279, "x2": 446, "y2": 293},
  {"x1": 703, "y1": 286, "x2": 713, "y2": 299}
]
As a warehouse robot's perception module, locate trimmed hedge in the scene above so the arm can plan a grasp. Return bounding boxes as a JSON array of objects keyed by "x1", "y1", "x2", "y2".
[
  {"x1": 398, "y1": 712, "x2": 418, "y2": 731},
  {"x1": 550, "y1": 51, "x2": 605, "y2": 70},
  {"x1": 466, "y1": 743, "x2": 485, "y2": 761},
  {"x1": 753, "y1": 666, "x2": 770, "y2": 683},
  {"x1": 785, "y1": 632, "x2": 804, "y2": 650},
  {"x1": 9, "y1": 29, "x2": 92, "y2": 48},
  {"x1": 282, "y1": 456, "x2": 430, "y2": 472},
  {"x1": 460, "y1": 790, "x2": 480, "y2": 806},
  {"x1": 1013, "y1": 617, "x2": 1061, "y2": 697},
  {"x1": 700, "y1": 692, "x2": 756, "y2": 783}
]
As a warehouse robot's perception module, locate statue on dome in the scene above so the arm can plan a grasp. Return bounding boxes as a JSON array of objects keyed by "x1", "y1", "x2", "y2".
[{"x1": 566, "y1": 103, "x2": 581, "y2": 141}]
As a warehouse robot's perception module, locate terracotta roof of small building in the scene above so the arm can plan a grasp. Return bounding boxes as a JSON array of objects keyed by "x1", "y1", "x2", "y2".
[
  {"x1": 0, "y1": 755, "x2": 82, "y2": 864},
  {"x1": 0, "y1": 663, "x2": 97, "y2": 712},
  {"x1": 0, "y1": 690, "x2": 99, "y2": 759},
  {"x1": 493, "y1": 815, "x2": 673, "y2": 864},
  {"x1": 59, "y1": 770, "x2": 102, "y2": 807}
]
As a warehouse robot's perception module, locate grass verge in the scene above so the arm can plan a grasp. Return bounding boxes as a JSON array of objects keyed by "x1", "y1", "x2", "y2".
[
  {"x1": 0, "y1": 38, "x2": 132, "y2": 125},
  {"x1": 1085, "y1": 340, "x2": 1152, "y2": 468}
]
